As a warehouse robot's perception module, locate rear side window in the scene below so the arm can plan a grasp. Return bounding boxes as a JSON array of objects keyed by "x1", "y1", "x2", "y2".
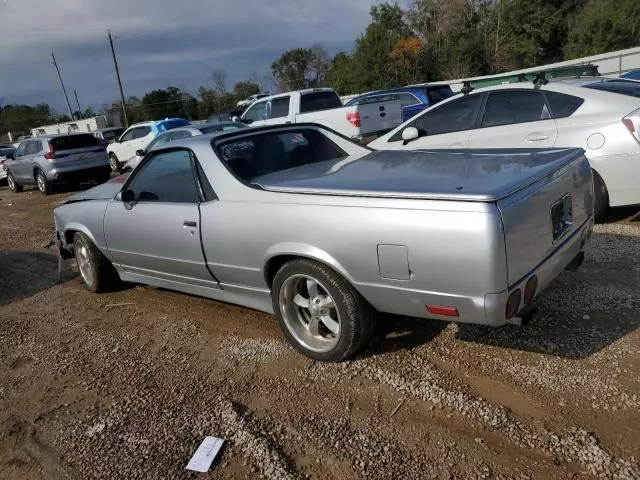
[
  {"x1": 395, "y1": 93, "x2": 420, "y2": 107},
  {"x1": 50, "y1": 134, "x2": 100, "y2": 151},
  {"x1": 268, "y1": 96, "x2": 291, "y2": 119},
  {"x1": 545, "y1": 91, "x2": 585, "y2": 118},
  {"x1": 126, "y1": 149, "x2": 199, "y2": 203},
  {"x1": 215, "y1": 128, "x2": 347, "y2": 182},
  {"x1": 481, "y1": 91, "x2": 550, "y2": 128},
  {"x1": 426, "y1": 86, "x2": 455, "y2": 105},
  {"x1": 300, "y1": 91, "x2": 342, "y2": 113},
  {"x1": 26, "y1": 141, "x2": 39, "y2": 155}
]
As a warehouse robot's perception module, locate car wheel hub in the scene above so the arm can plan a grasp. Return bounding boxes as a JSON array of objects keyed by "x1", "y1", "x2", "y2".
[
  {"x1": 279, "y1": 274, "x2": 340, "y2": 353},
  {"x1": 37, "y1": 175, "x2": 45, "y2": 192},
  {"x1": 76, "y1": 243, "x2": 93, "y2": 286},
  {"x1": 8, "y1": 175, "x2": 14, "y2": 189}
]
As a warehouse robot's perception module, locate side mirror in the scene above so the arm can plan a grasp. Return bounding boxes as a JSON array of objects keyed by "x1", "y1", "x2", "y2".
[
  {"x1": 401, "y1": 127, "x2": 419, "y2": 145},
  {"x1": 135, "y1": 149, "x2": 145, "y2": 157},
  {"x1": 231, "y1": 116, "x2": 240, "y2": 123},
  {"x1": 121, "y1": 189, "x2": 136, "y2": 204}
]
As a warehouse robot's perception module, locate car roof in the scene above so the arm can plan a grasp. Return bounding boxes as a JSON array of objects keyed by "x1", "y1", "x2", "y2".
[{"x1": 31, "y1": 132, "x2": 97, "y2": 140}]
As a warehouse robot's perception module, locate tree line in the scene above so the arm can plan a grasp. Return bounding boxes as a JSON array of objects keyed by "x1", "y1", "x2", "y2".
[{"x1": 2, "y1": 0, "x2": 640, "y2": 135}]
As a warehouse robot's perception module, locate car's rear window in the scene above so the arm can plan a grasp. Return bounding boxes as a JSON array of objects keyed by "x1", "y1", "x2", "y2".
[
  {"x1": 426, "y1": 85, "x2": 455, "y2": 104},
  {"x1": 300, "y1": 91, "x2": 342, "y2": 113},
  {"x1": 214, "y1": 128, "x2": 347, "y2": 182},
  {"x1": 50, "y1": 134, "x2": 101, "y2": 151}
]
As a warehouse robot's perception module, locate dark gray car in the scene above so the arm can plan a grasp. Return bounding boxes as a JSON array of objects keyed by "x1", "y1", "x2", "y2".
[{"x1": 5, "y1": 133, "x2": 110, "y2": 195}]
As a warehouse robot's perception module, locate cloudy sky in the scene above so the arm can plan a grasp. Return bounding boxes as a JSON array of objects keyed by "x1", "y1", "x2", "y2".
[{"x1": 0, "y1": 0, "x2": 405, "y2": 114}]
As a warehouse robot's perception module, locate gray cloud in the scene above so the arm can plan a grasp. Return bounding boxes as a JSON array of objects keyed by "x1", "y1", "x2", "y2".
[{"x1": 0, "y1": 0, "x2": 402, "y2": 113}]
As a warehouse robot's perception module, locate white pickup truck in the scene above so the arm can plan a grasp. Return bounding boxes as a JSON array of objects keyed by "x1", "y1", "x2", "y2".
[{"x1": 235, "y1": 88, "x2": 403, "y2": 143}]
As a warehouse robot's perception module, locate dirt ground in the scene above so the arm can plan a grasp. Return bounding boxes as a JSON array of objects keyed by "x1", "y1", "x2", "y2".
[{"x1": 0, "y1": 182, "x2": 639, "y2": 480}]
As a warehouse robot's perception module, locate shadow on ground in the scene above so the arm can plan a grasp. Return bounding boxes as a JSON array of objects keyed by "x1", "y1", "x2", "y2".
[
  {"x1": 598, "y1": 206, "x2": 640, "y2": 224},
  {"x1": 0, "y1": 251, "x2": 76, "y2": 305},
  {"x1": 365, "y1": 314, "x2": 449, "y2": 356}
]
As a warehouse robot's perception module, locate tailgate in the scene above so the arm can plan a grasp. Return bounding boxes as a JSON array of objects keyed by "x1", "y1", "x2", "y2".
[
  {"x1": 355, "y1": 100, "x2": 403, "y2": 135},
  {"x1": 497, "y1": 151, "x2": 593, "y2": 286}
]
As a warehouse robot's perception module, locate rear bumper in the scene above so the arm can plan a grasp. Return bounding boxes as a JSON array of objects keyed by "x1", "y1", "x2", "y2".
[
  {"x1": 484, "y1": 215, "x2": 593, "y2": 326},
  {"x1": 49, "y1": 165, "x2": 110, "y2": 183}
]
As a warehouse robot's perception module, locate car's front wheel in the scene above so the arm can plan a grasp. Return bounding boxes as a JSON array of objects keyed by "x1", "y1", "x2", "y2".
[
  {"x1": 109, "y1": 153, "x2": 120, "y2": 172},
  {"x1": 7, "y1": 172, "x2": 23, "y2": 193},
  {"x1": 74, "y1": 232, "x2": 120, "y2": 293},
  {"x1": 272, "y1": 258, "x2": 376, "y2": 362}
]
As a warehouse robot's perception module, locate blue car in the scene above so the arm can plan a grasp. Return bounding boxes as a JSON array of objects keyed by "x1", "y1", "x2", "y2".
[
  {"x1": 621, "y1": 69, "x2": 640, "y2": 80},
  {"x1": 345, "y1": 84, "x2": 455, "y2": 122}
]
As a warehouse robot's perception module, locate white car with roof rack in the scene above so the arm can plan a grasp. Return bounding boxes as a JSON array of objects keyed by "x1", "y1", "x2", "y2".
[{"x1": 370, "y1": 80, "x2": 640, "y2": 217}]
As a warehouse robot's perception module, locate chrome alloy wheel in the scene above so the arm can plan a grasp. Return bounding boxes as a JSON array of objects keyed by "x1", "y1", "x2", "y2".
[
  {"x1": 279, "y1": 274, "x2": 340, "y2": 352},
  {"x1": 75, "y1": 242, "x2": 94, "y2": 287}
]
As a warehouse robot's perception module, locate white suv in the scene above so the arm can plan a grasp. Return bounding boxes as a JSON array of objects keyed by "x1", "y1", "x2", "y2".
[
  {"x1": 107, "y1": 118, "x2": 189, "y2": 171},
  {"x1": 370, "y1": 81, "x2": 640, "y2": 217}
]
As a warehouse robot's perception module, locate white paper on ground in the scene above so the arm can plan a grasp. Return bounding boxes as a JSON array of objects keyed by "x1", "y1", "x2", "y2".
[{"x1": 186, "y1": 436, "x2": 225, "y2": 472}]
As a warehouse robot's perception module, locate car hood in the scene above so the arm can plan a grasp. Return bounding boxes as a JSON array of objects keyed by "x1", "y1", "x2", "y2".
[
  {"x1": 251, "y1": 148, "x2": 585, "y2": 202},
  {"x1": 64, "y1": 173, "x2": 130, "y2": 204}
]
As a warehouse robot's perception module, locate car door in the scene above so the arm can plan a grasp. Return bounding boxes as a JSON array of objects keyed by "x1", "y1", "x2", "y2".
[
  {"x1": 468, "y1": 89, "x2": 558, "y2": 149},
  {"x1": 242, "y1": 100, "x2": 269, "y2": 127},
  {"x1": 382, "y1": 94, "x2": 483, "y2": 150},
  {"x1": 13, "y1": 141, "x2": 35, "y2": 182},
  {"x1": 103, "y1": 148, "x2": 219, "y2": 289}
]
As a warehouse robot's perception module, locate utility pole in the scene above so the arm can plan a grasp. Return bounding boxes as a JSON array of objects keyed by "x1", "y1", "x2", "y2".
[
  {"x1": 108, "y1": 31, "x2": 129, "y2": 127},
  {"x1": 74, "y1": 90, "x2": 82, "y2": 118},
  {"x1": 51, "y1": 52, "x2": 74, "y2": 120}
]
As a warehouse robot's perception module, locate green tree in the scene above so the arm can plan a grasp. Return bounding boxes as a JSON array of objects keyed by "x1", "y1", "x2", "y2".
[
  {"x1": 233, "y1": 81, "x2": 260, "y2": 100},
  {"x1": 0, "y1": 103, "x2": 54, "y2": 135},
  {"x1": 565, "y1": 0, "x2": 640, "y2": 58},
  {"x1": 271, "y1": 48, "x2": 314, "y2": 91},
  {"x1": 326, "y1": 52, "x2": 357, "y2": 94}
]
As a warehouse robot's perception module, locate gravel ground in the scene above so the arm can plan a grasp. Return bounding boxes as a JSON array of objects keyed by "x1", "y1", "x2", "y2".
[{"x1": 0, "y1": 184, "x2": 639, "y2": 479}]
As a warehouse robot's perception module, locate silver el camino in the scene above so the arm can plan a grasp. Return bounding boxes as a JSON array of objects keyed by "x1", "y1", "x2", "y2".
[{"x1": 54, "y1": 123, "x2": 594, "y2": 361}]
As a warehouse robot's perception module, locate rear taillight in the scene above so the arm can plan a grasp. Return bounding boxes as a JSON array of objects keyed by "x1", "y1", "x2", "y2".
[
  {"x1": 622, "y1": 108, "x2": 640, "y2": 143},
  {"x1": 347, "y1": 112, "x2": 361, "y2": 128},
  {"x1": 505, "y1": 289, "x2": 522, "y2": 319},
  {"x1": 44, "y1": 143, "x2": 55, "y2": 160}
]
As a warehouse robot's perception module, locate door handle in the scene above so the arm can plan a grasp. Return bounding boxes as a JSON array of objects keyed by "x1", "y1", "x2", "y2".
[
  {"x1": 526, "y1": 135, "x2": 549, "y2": 142},
  {"x1": 183, "y1": 221, "x2": 197, "y2": 227}
]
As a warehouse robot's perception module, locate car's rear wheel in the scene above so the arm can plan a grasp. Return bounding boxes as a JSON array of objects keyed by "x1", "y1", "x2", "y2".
[
  {"x1": 73, "y1": 232, "x2": 120, "y2": 293},
  {"x1": 593, "y1": 171, "x2": 609, "y2": 220},
  {"x1": 109, "y1": 153, "x2": 120, "y2": 172},
  {"x1": 35, "y1": 170, "x2": 52, "y2": 195},
  {"x1": 272, "y1": 258, "x2": 376, "y2": 362},
  {"x1": 7, "y1": 172, "x2": 23, "y2": 193}
]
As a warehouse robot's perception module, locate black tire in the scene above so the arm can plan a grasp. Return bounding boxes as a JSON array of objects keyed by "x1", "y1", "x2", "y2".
[
  {"x1": 272, "y1": 258, "x2": 376, "y2": 362},
  {"x1": 109, "y1": 153, "x2": 120, "y2": 172},
  {"x1": 73, "y1": 232, "x2": 120, "y2": 293},
  {"x1": 7, "y1": 171, "x2": 23, "y2": 193},
  {"x1": 593, "y1": 170, "x2": 609, "y2": 220},
  {"x1": 34, "y1": 170, "x2": 52, "y2": 195}
]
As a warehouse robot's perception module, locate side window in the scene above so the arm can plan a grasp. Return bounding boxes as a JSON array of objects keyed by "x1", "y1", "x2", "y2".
[
  {"x1": 120, "y1": 128, "x2": 138, "y2": 142},
  {"x1": 545, "y1": 91, "x2": 585, "y2": 118},
  {"x1": 481, "y1": 90, "x2": 550, "y2": 128},
  {"x1": 25, "y1": 141, "x2": 39, "y2": 155},
  {"x1": 14, "y1": 143, "x2": 27, "y2": 157},
  {"x1": 268, "y1": 97, "x2": 290, "y2": 119},
  {"x1": 126, "y1": 149, "x2": 200, "y2": 203},
  {"x1": 36, "y1": 141, "x2": 44, "y2": 153},
  {"x1": 396, "y1": 93, "x2": 420, "y2": 107},
  {"x1": 145, "y1": 133, "x2": 169, "y2": 151},
  {"x1": 134, "y1": 126, "x2": 151, "y2": 139},
  {"x1": 169, "y1": 130, "x2": 192, "y2": 141},
  {"x1": 244, "y1": 101, "x2": 268, "y2": 122}
]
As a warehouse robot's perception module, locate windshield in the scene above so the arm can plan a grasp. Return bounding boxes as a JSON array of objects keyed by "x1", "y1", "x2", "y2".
[{"x1": 214, "y1": 128, "x2": 347, "y2": 182}]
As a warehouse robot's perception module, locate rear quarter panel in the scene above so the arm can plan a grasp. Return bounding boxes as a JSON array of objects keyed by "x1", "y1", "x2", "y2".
[{"x1": 199, "y1": 193, "x2": 508, "y2": 322}]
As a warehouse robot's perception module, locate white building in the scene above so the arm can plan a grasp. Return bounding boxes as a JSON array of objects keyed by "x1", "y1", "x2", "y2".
[{"x1": 31, "y1": 113, "x2": 122, "y2": 137}]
